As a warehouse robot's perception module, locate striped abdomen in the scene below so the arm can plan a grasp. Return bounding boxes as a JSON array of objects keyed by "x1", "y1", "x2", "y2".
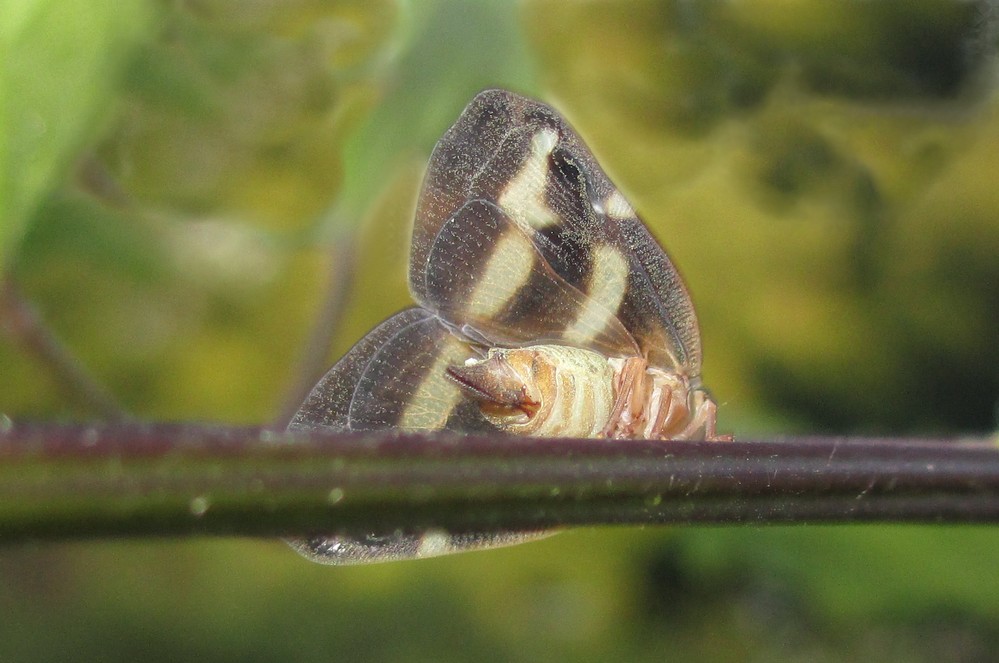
[
  {"x1": 446, "y1": 345, "x2": 616, "y2": 437},
  {"x1": 447, "y1": 344, "x2": 724, "y2": 441}
]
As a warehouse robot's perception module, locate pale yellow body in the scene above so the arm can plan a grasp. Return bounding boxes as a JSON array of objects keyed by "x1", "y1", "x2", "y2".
[
  {"x1": 448, "y1": 344, "x2": 724, "y2": 441},
  {"x1": 459, "y1": 345, "x2": 616, "y2": 437}
]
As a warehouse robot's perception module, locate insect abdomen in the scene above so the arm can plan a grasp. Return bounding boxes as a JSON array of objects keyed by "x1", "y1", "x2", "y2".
[
  {"x1": 532, "y1": 345, "x2": 616, "y2": 437},
  {"x1": 447, "y1": 345, "x2": 616, "y2": 438}
]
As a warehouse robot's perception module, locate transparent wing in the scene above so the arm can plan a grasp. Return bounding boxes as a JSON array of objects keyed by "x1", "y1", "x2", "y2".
[
  {"x1": 289, "y1": 308, "x2": 491, "y2": 434},
  {"x1": 287, "y1": 309, "x2": 540, "y2": 565},
  {"x1": 288, "y1": 530, "x2": 551, "y2": 566},
  {"x1": 411, "y1": 89, "x2": 702, "y2": 373}
]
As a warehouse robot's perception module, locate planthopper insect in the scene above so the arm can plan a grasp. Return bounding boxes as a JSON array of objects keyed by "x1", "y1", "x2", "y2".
[{"x1": 287, "y1": 89, "x2": 729, "y2": 564}]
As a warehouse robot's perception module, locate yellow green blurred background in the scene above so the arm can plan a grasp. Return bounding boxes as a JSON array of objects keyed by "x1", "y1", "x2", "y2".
[{"x1": 2, "y1": 1, "x2": 998, "y2": 660}]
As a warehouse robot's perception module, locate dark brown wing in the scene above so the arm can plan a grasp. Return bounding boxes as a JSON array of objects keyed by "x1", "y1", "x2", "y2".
[{"x1": 410, "y1": 89, "x2": 702, "y2": 374}]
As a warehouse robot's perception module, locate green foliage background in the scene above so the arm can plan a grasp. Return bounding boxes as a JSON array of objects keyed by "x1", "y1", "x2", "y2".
[{"x1": 1, "y1": 0, "x2": 998, "y2": 660}]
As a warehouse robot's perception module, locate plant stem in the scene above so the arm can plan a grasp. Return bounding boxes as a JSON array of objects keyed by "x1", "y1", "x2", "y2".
[
  {"x1": 0, "y1": 422, "x2": 996, "y2": 542},
  {"x1": 272, "y1": 237, "x2": 357, "y2": 429}
]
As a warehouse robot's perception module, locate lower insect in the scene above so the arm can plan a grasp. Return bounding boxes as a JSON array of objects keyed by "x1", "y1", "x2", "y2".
[{"x1": 287, "y1": 89, "x2": 730, "y2": 564}]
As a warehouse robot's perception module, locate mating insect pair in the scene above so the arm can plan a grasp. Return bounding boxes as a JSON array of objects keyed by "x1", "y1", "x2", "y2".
[{"x1": 288, "y1": 89, "x2": 728, "y2": 564}]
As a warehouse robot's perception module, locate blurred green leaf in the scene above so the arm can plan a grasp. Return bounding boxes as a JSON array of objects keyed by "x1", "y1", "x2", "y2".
[
  {"x1": 0, "y1": 0, "x2": 157, "y2": 271},
  {"x1": 334, "y1": 0, "x2": 537, "y2": 223}
]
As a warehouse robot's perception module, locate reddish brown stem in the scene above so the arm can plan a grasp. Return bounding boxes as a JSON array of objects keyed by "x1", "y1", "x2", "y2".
[{"x1": 0, "y1": 422, "x2": 996, "y2": 541}]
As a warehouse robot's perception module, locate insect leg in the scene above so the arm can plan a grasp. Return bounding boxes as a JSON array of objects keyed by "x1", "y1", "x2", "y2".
[
  {"x1": 677, "y1": 391, "x2": 732, "y2": 441},
  {"x1": 602, "y1": 357, "x2": 648, "y2": 438},
  {"x1": 653, "y1": 385, "x2": 691, "y2": 440}
]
